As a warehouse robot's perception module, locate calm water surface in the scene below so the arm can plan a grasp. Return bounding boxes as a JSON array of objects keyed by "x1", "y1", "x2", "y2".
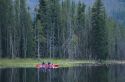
[{"x1": 0, "y1": 64, "x2": 125, "y2": 82}]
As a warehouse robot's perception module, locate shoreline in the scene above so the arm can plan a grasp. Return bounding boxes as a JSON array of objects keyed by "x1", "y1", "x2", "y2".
[{"x1": 0, "y1": 58, "x2": 125, "y2": 68}]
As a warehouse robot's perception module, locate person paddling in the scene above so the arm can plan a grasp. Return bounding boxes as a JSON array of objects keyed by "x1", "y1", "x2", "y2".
[
  {"x1": 41, "y1": 61, "x2": 46, "y2": 68},
  {"x1": 48, "y1": 62, "x2": 51, "y2": 65},
  {"x1": 42, "y1": 61, "x2": 45, "y2": 65},
  {"x1": 48, "y1": 62, "x2": 52, "y2": 68}
]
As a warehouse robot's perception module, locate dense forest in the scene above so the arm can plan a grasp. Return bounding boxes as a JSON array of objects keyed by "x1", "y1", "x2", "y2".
[{"x1": 0, "y1": 0, "x2": 125, "y2": 60}]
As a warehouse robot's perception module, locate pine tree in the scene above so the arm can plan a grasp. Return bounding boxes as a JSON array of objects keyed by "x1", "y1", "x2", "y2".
[
  {"x1": 14, "y1": 0, "x2": 33, "y2": 58},
  {"x1": 91, "y1": 0, "x2": 108, "y2": 60},
  {"x1": 60, "y1": 0, "x2": 75, "y2": 58},
  {"x1": 76, "y1": 2, "x2": 86, "y2": 58},
  {"x1": 0, "y1": 0, "x2": 14, "y2": 58},
  {"x1": 35, "y1": 19, "x2": 45, "y2": 58},
  {"x1": 50, "y1": 0, "x2": 61, "y2": 58},
  {"x1": 36, "y1": 0, "x2": 48, "y2": 58},
  {"x1": 37, "y1": 0, "x2": 61, "y2": 58},
  {"x1": 85, "y1": 7, "x2": 93, "y2": 59}
]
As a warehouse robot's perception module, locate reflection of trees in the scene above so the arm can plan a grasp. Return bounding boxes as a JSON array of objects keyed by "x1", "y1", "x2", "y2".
[
  {"x1": 1, "y1": 65, "x2": 125, "y2": 82},
  {"x1": 61, "y1": 67, "x2": 89, "y2": 82},
  {"x1": 0, "y1": 68, "x2": 19, "y2": 82},
  {"x1": 0, "y1": 68, "x2": 36, "y2": 82},
  {"x1": 108, "y1": 65, "x2": 125, "y2": 82},
  {"x1": 89, "y1": 65, "x2": 109, "y2": 82},
  {"x1": 60, "y1": 65, "x2": 108, "y2": 82}
]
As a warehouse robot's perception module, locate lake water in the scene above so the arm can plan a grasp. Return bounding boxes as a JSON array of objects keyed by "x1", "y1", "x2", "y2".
[{"x1": 0, "y1": 64, "x2": 125, "y2": 82}]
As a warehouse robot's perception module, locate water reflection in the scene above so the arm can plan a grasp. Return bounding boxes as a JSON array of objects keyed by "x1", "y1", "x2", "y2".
[{"x1": 0, "y1": 64, "x2": 125, "y2": 82}]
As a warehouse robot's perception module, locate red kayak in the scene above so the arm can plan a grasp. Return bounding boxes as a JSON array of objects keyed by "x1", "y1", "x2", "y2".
[{"x1": 36, "y1": 64, "x2": 59, "y2": 69}]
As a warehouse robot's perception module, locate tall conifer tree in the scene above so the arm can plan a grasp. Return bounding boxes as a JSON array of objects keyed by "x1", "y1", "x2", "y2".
[{"x1": 91, "y1": 0, "x2": 108, "y2": 60}]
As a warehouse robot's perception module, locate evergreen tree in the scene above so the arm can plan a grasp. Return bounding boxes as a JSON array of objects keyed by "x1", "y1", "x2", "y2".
[
  {"x1": 35, "y1": 19, "x2": 45, "y2": 58},
  {"x1": 0, "y1": 0, "x2": 14, "y2": 58},
  {"x1": 85, "y1": 7, "x2": 93, "y2": 59},
  {"x1": 37, "y1": 0, "x2": 61, "y2": 58},
  {"x1": 91, "y1": 0, "x2": 108, "y2": 60},
  {"x1": 18, "y1": 0, "x2": 33, "y2": 58},
  {"x1": 61, "y1": 0, "x2": 76, "y2": 58},
  {"x1": 51, "y1": 0, "x2": 62, "y2": 58},
  {"x1": 76, "y1": 2, "x2": 86, "y2": 58},
  {"x1": 36, "y1": 0, "x2": 48, "y2": 58}
]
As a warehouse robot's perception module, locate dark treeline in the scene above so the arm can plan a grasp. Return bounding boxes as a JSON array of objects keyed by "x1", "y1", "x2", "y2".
[{"x1": 0, "y1": 0, "x2": 125, "y2": 60}]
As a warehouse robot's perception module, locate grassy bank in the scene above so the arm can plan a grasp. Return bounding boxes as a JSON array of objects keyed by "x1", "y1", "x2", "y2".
[
  {"x1": 0, "y1": 58, "x2": 125, "y2": 68},
  {"x1": 0, "y1": 58, "x2": 97, "y2": 68}
]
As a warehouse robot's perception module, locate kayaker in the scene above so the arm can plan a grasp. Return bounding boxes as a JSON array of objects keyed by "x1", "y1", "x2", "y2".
[
  {"x1": 48, "y1": 62, "x2": 51, "y2": 65},
  {"x1": 48, "y1": 62, "x2": 51, "y2": 68},
  {"x1": 42, "y1": 61, "x2": 45, "y2": 65}
]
